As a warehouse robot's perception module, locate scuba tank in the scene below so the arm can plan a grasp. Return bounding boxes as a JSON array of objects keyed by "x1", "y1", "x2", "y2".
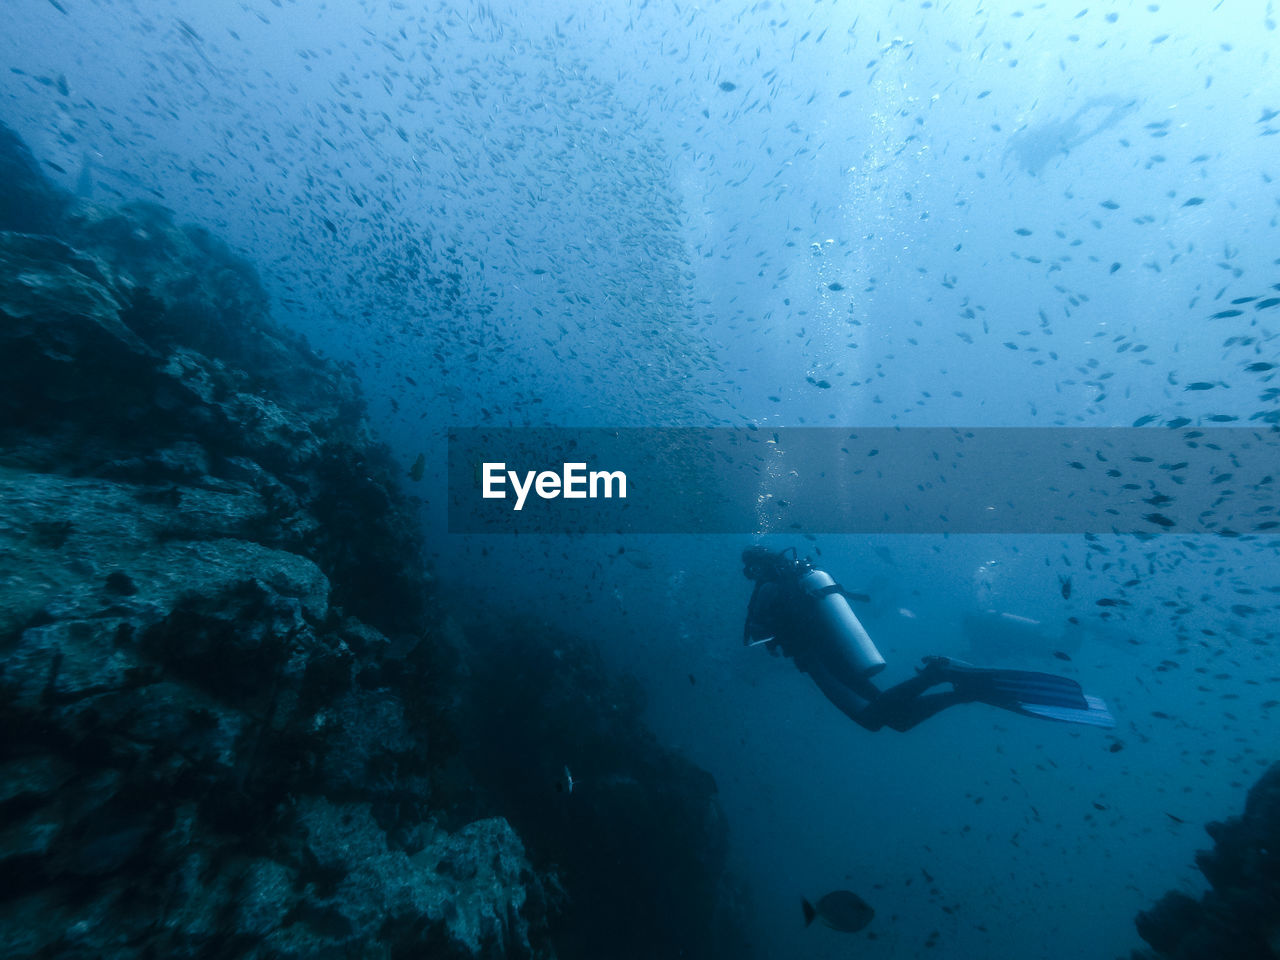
[{"x1": 797, "y1": 564, "x2": 886, "y2": 678}]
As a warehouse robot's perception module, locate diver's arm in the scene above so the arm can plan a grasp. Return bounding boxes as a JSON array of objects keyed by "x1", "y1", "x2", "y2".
[
  {"x1": 742, "y1": 581, "x2": 766, "y2": 645},
  {"x1": 743, "y1": 580, "x2": 787, "y2": 650}
]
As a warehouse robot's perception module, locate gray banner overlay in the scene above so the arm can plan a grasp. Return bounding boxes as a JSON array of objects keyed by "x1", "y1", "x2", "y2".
[{"x1": 447, "y1": 427, "x2": 1280, "y2": 535}]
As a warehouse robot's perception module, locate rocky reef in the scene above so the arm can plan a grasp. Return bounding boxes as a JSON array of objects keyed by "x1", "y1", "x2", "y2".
[
  {"x1": 461, "y1": 617, "x2": 748, "y2": 960},
  {"x1": 1128, "y1": 762, "x2": 1280, "y2": 960},
  {"x1": 0, "y1": 122, "x2": 746, "y2": 959}
]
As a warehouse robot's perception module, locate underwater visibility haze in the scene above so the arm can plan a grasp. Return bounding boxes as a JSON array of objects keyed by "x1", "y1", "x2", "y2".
[{"x1": 2, "y1": 1, "x2": 1280, "y2": 958}]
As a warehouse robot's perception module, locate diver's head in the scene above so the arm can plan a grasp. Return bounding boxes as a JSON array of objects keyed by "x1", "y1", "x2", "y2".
[{"x1": 742, "y1": 545, "x2": 797, "y2": 581}]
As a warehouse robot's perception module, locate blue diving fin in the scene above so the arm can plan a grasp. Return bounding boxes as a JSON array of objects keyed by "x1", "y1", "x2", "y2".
[{"x1": 926, "y1": 657, "x2": 1116, "y2": 728}]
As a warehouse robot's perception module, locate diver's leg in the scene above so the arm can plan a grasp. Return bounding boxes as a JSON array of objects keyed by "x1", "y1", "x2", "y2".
[
  {"x1": 801, "y1": 656, "x2": 881, "y2": 731},
  {"x1": 859, "y1": 663, "x2": 970, "y2": 732},
  {"x1": 804, "y1": 655, "x2": 980, "y2": 733},
  {"x1": 876, "y1": 691, "x2": 970, "y2": 732}
]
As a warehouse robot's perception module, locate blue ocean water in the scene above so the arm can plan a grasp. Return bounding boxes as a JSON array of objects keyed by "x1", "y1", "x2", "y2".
[{"x1": 4, "y1": 1, "x2": 1277, "y2": 957}]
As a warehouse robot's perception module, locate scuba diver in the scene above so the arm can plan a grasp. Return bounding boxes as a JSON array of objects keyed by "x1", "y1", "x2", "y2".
[
  {"x1": 742, "y1": 546, "x2": 1114, "y2": 732},
  {"x1": 1003, "y1": 95, "x2": 1138, "y2": 177}
]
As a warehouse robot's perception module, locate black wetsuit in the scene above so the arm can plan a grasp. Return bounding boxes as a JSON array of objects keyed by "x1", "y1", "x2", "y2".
[{"x1": 745, "y1": 575, "x2": 969, "y2": 732}]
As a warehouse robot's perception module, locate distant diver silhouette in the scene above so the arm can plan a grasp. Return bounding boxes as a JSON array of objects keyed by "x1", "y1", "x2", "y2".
[{"x1": 1003, "y1": 95, "x2": 1138, "y2": 176}]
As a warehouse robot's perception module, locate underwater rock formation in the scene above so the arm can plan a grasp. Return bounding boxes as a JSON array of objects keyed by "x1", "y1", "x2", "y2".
[
  {"x1": 1128, "y1": 762, "x2": 1280, "y2": 960},
  {"x1": 0, "y1": 120, "x2": 747, "y2": 959},
  {"x1": 0, "y1": 120, "x2": 549, "y2": 959},
  {"x1": 461, "y1": 619, "x2": 751, "y2": 960}
]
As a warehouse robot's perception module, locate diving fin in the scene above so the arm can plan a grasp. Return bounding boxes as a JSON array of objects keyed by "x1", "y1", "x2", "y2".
[
  {"x1": 925, "y1": 657, "x2": 1115, "y2": 728},
  {"x1": 1015, "y1": 694, "x2": 1115, "y2": 728}
]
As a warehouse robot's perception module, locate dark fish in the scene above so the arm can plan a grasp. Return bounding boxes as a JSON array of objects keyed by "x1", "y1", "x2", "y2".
[
  {"x1": 620, "y1": 548, "x2": 653, "y2": 570},
  {"x1": 1053, "y1": 650, "x2": 1072, "y2": 661},
  {"x1": 718, "y1": 80, "x2": 737, "y2": 92},
  {"x1": 177, "y1": 18, "x2": 203, "y2": 42},
  {"x1": 1015, "y1": 227, "x2": 1032, "y2": 236},
  {"x1": 408, "y1": 453, "x2": 426, "y2": 481},
  {"x1": 803, "y1": 891, "x2": 874, "y2": 933},
  {"x1": 827, "y1": 281, "x2": 844, "y2": 291},
  {"x1": 1110, "y1": 262, "x2": 1121, "y2": 273},
  {"x1": 1059, "y1": 575, "x2": 1072, "y2": 599},
  {"x1": 1100, "y1": 200, "x2": 1120, "y2": 209},
  {"x1": 1181, "y1": 197, "x2": 1204, "y2": 206}
]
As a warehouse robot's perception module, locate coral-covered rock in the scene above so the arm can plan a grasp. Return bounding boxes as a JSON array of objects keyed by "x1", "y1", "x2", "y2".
[
  {"x1": 463, "y1": 619, "x2": 750, "y2": 960},
  {"x1": 1131, "y1": 762, "x2": 1280, "y2": 960},
  {"x1": 285, "y1": 800, "x2": 546, "y2": 958},
  {"x1": 0, "y1": 120, "x2": 540, "y2": 959},
  {"x1": 0, "y1": 116, "x2": 741, "y2": 960},
  {"x1": 0, "y1": 123, "x2": 66, "y2": 235}
]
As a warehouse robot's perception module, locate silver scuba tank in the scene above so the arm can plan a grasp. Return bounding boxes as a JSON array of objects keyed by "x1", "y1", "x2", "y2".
[{"x1": 798, "y1": 567, "x2": 886, "y2": 678}]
